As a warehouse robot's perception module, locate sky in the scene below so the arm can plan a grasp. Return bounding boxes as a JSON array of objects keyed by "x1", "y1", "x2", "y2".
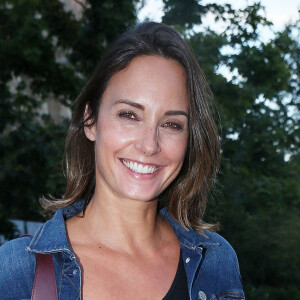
[{"x1": 138, "y1": 0, "x2": 300, "y2": 33}]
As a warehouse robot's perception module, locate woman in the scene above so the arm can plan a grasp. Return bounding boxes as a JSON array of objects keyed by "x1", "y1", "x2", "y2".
[{"x1": 0, "y1": 22, "x2": 245, "y2": 300}]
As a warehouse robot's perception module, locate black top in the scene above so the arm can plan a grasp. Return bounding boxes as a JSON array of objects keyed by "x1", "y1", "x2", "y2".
[{"x1": 162, "y1": 251, "x2": 190, "y2": 300}]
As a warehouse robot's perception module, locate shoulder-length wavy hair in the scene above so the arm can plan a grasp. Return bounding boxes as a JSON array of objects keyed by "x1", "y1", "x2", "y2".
[{"x1": 41, "y1": 22, "x2": 220, "y2": 233}]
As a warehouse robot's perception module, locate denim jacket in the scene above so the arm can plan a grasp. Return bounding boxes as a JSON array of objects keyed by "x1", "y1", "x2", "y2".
[{"x1": 0, "y1": 200, "x2": 245, "y2": 300}]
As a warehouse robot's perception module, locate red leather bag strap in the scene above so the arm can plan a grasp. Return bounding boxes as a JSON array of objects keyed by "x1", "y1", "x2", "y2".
[
  {"x1": 31, "y1": 253, "x2": 58, "y2": 300},
  {"x1": 19, "y1": 234, "x2": 58, "y2": 299}
]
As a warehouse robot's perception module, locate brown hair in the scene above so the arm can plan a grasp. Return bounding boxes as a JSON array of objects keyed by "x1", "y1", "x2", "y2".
[{"x1": 41, "y1": 22, "x2": 220, "y2": 233}]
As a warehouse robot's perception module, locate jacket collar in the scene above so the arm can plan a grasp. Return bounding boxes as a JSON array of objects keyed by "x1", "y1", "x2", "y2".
[
  {"x1": 27, "y1": 208, "x2": 75, "y2": 259},
  {"x1": 26, "y1": 200, "x2": 86, "y2": 257},
  {"x1": 27, "y1": 200, "x2": 219, "y2": 256},
  {"x1": 159, "y1": 207, "x2": 220, "y2": 252}
]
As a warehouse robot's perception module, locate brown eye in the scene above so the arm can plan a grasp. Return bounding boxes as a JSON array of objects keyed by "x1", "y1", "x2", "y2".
[
  {"x1": 162, "y1": 122, "x2": 183, "y2": 131},
  {"x1": 118, "y1": 111, "x2": 139, "y2": 121}
]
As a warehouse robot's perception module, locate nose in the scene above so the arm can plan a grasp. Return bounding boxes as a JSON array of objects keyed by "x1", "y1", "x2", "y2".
[{"x1": 135, "y1": 126, "x2": 161, "y2": 156}]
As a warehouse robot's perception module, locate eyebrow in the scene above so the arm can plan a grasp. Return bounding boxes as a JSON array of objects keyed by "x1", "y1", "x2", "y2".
[
  {"x1": 113, "y1": 99, "x2": 144, "y2": 110},
  {"x1": 113, "y1": 99, "x2": 188, "y2": 118},
  {"x1": 164, "y1": 110, "x2": 188, "y2": 118}
]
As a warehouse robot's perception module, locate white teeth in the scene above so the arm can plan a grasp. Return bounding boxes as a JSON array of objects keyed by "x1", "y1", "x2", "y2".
[
  {"x1": 122, "y1": 160, "x2": 158, "y2": 174},
  {"x1": 142, "y1": 165, "x2": 148, "y2": 173},
  {"x1": 138, "y1": 164, "x2": 143, "y2": 172}
]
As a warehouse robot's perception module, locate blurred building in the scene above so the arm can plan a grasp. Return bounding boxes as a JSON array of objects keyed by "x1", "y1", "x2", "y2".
[
  {"x1": 7, "y1": 0, "x2": 84, "y2": 124},
  {"x1": 43, "y1": 0, "x2": 83, "y2": 122}
]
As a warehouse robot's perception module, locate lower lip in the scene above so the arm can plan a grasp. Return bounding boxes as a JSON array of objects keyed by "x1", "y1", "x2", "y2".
[{"x1": 119, "y1": 159, "x2": 162, "y2": 180}]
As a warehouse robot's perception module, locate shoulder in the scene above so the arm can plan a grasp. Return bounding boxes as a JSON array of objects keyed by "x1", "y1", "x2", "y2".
[
  {"x1": 0, "y1": 236, "x2": 36, "y2": 298},
  {"x1": 187, "y1": 230, "x2": 244, "y2": 298},
  {"x1": 201, "y1": 230, "x2": 238, "y2": 258},
  {"x1": 192, "y1": 230, "x2": 241, "y2": 270},
  {"x1": 196, "y1": 231, "x2": 244, "y2": 288},
  {"x1": 0, "y1": 235, "x2": 35, "y2": 268},
  {"x1": 160, "y1": 208, "x2": 244, "y2": 296}
]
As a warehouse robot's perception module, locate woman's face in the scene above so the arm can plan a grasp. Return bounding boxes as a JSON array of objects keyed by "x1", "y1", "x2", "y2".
[{"x1": 85, "y1": 55, "x2": 189, "y2": 203}]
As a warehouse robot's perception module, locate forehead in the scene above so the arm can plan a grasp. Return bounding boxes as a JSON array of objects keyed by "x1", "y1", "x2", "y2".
[{"x1": 100, "y1": 55, "x2": 189, "y2": 112}]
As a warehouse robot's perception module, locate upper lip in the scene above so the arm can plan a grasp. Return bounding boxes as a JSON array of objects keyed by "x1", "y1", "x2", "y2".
[{"x1": 120, "y1": 158, "x2": 161, "y2": 168}]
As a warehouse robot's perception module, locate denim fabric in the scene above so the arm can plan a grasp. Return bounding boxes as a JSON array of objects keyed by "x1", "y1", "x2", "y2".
[{"x1": 0, "y1": 199, "x2": 245, "y2": 300}]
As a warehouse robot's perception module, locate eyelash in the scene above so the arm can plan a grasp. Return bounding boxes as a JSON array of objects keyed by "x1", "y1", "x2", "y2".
[
  {"x1": 118, "y1": 110, "x2": 184, "y2": 131},
  {"x1": 118, "y1": 111, "x2": 139, "y2": 121},
  {"x1": 162, "y1": 121, "x2": 183, "y2": 131}
]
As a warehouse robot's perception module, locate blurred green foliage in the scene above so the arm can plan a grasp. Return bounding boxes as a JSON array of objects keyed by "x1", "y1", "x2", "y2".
[{"x1": 0, "y1": 0, "x2": 299, "y2": 299}]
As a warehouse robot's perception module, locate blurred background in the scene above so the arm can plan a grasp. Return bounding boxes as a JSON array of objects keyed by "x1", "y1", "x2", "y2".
[{"x1": 0, "y1": 0, "x2": 299, "y2": 298}]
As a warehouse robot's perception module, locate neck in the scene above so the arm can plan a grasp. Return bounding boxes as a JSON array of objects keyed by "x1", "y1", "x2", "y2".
[{"x1": 77, "y1": 191, "x2": 166, "y2": 254}]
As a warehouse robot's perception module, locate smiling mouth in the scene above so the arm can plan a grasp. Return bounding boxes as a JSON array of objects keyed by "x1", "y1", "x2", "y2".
[{"x1": 121, "y1": 159, "x2": 159, "y2": 174}]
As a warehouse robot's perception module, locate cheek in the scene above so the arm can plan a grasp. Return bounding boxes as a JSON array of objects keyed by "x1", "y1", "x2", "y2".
[
  {"x1": 161, "y1": 134, "x2": 188, "y2": 163},
  {"x1": 96, "y1": 118, "x2": 136, "y2": 151}
]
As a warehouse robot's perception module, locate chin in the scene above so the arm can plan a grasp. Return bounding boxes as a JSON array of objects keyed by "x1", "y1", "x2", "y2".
[{"x1": 118, "y1": 186, "x2": 162, "y2": 203}]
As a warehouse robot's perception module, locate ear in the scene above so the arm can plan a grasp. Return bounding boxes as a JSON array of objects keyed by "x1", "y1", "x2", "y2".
[{"x1": 83, "y1": 104, "x2": 96, "y2": 142}]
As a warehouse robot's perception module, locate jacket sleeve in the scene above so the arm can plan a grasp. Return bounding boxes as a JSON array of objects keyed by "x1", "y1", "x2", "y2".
[{"x1": 0, "y1": 236, "x2": 36, "y2": 299}]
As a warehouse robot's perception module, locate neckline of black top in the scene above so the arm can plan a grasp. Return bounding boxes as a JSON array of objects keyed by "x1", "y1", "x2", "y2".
[{"x1": 162, "y1": 250, "x2": 190, "y2": 300}]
